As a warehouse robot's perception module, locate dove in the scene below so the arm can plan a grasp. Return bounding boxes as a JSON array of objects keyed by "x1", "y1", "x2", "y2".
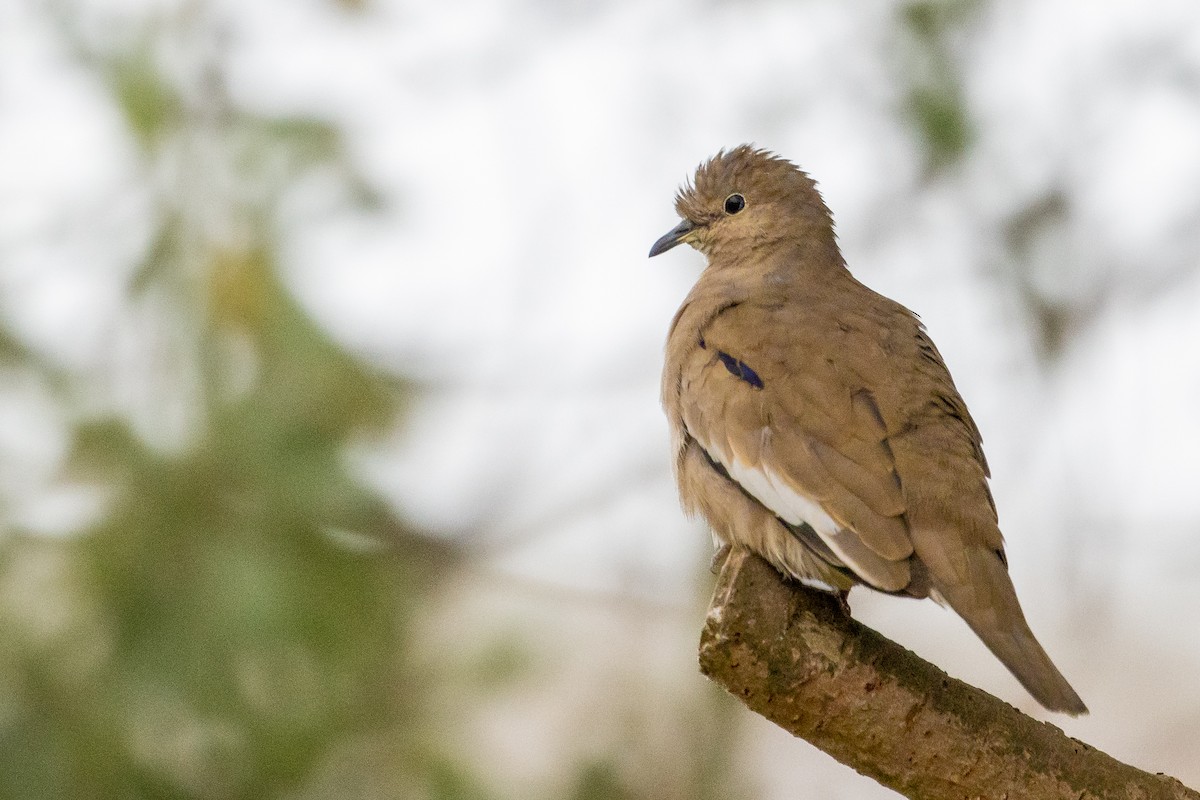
[{"x1": 651, "y1": 145, "x2": 1086, "y2": 715}]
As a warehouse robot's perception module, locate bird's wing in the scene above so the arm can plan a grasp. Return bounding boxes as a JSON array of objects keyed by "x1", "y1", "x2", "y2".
[{"x1": 677, "y1": 300, "x2": 913, "y2": 591}]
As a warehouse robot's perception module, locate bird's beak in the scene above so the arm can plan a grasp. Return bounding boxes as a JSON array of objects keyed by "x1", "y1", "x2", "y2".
[{"x1": 648, "y1": 219, "x2": 696, "y2": 258}]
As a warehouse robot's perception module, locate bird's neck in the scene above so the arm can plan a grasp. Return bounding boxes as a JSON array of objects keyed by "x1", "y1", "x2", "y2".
[{"x1": 701, "y1": 235, "x2": 849, "y2": 299}]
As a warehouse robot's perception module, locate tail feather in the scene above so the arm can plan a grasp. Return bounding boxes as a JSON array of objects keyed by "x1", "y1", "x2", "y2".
[
  {"x1": 958, "y1": 603, "x2": 1088, "y2": 715},
  {"x1": 930, "y1": 546, "x2": 1087, "y2": 715}
]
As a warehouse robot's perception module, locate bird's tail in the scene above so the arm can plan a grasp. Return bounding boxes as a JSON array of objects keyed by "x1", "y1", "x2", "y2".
[{"x1": 932, "y1": 547, "x2": 1087, "y2": 715}]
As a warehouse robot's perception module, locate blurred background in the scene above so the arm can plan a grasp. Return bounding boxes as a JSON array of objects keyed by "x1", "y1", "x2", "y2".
[{"x1": 1, "y1": 0, "x2": 1199, "y2": 797}]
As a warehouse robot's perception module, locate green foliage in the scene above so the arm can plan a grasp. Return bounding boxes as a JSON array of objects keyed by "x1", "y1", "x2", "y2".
[
  {"x1": 108, "y1": 46, "x2": 183, "y2": 148},
  {"x1": 899, "y1": 0, "x2": 979, "y2": 171},
  {"x1": 0, "y1": 19, "x2": 462, "y2": 800},
  {"x1": 1, "y1": 6, "x2": 757, "y2": 800},
  {"x1": 908, "y1": 86, "x2": 971, "y2": 169},
  {"x1": 571, "y1": 761, "x2": 636, "y2": 800}
]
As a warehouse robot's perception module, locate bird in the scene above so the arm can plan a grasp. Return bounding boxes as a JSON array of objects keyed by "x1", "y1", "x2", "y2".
[{"x1": 649, "y1": 145, "x2": 1086, "y2": 715}]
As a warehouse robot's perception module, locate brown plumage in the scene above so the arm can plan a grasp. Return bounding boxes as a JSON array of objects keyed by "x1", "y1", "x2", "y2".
[{"x1": 650, "y1": 145, "x2": 1086, "y2": 715}]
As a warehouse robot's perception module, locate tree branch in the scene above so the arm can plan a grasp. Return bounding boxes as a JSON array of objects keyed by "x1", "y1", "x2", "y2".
[{"x1": 699, "y1": 547, "x2": 1198, "y2": 800}]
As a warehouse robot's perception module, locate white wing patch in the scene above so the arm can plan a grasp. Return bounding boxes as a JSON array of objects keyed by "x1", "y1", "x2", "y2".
[
  {"x1": 704, "y1": 437, "x2": 889, "y2": 586},
  {"x1": 723, "y1": 453, "x2": 839, "y2": 536},
  {"x1": 797, "y1": 575, "x2": 841, "y2": 593}
]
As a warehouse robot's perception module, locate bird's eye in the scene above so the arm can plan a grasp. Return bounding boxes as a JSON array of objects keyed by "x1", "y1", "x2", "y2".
[{"x1": 724, "y1": 193, "x2": 746, "y2": 215}]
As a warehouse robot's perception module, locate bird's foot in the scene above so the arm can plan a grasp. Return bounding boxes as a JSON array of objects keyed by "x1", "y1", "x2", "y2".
[
  {"x1": 835, "y1": 589, "x2": 851, "y2": 616},
  {"x1": 709, "y1": 543, "x2": 732, "y2": 574}
]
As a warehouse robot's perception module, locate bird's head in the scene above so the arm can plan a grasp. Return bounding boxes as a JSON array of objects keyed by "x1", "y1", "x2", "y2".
[{"x1": 648, "y1": 145, "x2": 836, "y2": 261}]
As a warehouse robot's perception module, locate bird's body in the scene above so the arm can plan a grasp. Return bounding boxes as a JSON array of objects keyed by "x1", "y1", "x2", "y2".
[{"x1": 651, "y1": 146, "x2": 1086, "y2": 715}]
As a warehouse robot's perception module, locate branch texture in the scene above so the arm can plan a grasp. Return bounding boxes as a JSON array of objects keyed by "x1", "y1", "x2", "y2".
[{"x1": 699, "y1": 547, "x2": 1198, "y2": 800}]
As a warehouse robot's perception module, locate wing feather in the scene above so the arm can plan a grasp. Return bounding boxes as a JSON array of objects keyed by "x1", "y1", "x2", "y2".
[{"x1": 679, "y1": 300, "x2": 914, "y2": 591}]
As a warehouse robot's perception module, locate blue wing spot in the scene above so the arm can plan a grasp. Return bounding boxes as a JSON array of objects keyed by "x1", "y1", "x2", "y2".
[{"x1": 717, "y1": 351, "x2": 763, "y2": 389}]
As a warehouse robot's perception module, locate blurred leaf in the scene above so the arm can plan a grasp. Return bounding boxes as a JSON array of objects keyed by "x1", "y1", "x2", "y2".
[
  {"x1": 462, "y1": 633, "x2": 534, "y2": 691},
  {"x1": 1003, "y1": 190, "x2": 1084, "y2": 359},
  {"x1": 907, "y1": 86, "x2": 971, "y2": 166},
  {"x1": 898, "y1": 0, "x2": 980, "y2": 170},
  {"x1": 0, "y1": 9, "x2": 470, "y2": 798},
  {"x1": 902, "y1": 0, "x2": 978, "y2": 39},
  {"x1": 425, "y1": 757, "x2": 495, "y2": 800},
  {"x1": 128, "y1": 213, "x2": 186, "y2": 295},
  {"x1": 106, "y1": 47, "x2": 183, "y2": 148},
  {"x1": 251, "y1": 118, "x2": 342, "y2": 168},
  {"x1": 0, "y1": 328, "x2": 35, "y2": 368},
  {"x1": 571, "y1": 761, "x2": 636, "y2": 800}
]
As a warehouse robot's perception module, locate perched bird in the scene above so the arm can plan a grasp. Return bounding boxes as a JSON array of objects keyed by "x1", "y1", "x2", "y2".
[{"x1": 650, "y1": 145, "x2": 1086, "y2": 715}]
